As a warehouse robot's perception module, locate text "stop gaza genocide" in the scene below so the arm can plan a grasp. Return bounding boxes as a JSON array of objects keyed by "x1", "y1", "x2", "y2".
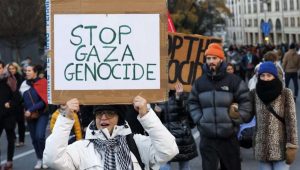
[{"x1": 64, "y1": 24, "x2": 157, "y2": 81}]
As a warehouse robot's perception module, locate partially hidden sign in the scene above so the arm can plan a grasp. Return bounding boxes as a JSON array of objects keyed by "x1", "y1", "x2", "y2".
[
  {"x1": 168, "y1": 32, "x2": 222, "y2": 91},
  {"x1": 48, "y1": 0, "x2": 168, "y2": 104}
]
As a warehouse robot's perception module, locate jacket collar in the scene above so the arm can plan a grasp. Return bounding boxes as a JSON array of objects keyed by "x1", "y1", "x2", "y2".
[
  {"x1": 85, "y1": 121, "x2": 132, "y2": 140},
  {"x1": 203, "y1": 61, "x2": 227, "y2": 81},
  {"x1": 20, "y1": 80, "x2": 31, "y2": 96}
]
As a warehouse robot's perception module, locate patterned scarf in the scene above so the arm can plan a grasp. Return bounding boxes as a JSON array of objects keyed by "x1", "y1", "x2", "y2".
[
  {"x1": 7, "y1": 75, "x2": 17, "y2": 92},
  {"x1": 90, "y1": 129, "x2": 132, "y2": 170}
]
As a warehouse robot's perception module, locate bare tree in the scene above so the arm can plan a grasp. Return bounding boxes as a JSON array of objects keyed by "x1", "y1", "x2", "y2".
[
  {"x1": 168, "y1": 0, "x2": 230, "y2": 35},
  {"x1": 0, "y1": 0, "x2": 45, "y2": 62}
]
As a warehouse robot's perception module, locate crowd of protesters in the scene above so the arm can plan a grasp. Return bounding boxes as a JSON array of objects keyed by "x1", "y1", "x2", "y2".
[
  {"x1": 0, "y1": 57, "x2": 52, "y2": 170},
  {"x1": 0, "y1": 41, "x2": 299, "y2": 170},
  {"x1": 226, "y1": 43, "x2": 300, "y2": 100}
]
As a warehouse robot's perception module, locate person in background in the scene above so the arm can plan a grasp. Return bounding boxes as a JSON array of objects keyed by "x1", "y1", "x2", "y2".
[
  {"x1": 50, "y1": 107, "x2": 83, "y2": 144},
  {"x1": 154, "y1": 83, "x2": 198, "y2": 170},
  {"x1": 19, "y1": 64, "x2": 48, "y2": 169},
  {"x1": 0, "y1": 60, "x2": 18, "y2": 170},
  {"x1": 282, "y1": 43, "x2": 300, "y2": 101},
  {"x1": 43, "y1": 97, "x2": 179, "y2": 170},
  {"x1": 251, "y1": 62, "x2": 298, "y2": 170},
  {"x1": 240, "y1": 48, "x2": 259, "y2": 81},
  {"x1": 20, "y1": 57, "x2": 32, "y2": 79},
  {"x1": 35, "y1": 64, "x2": 45, "y2": 78},
  {"x1": 20, "y1": 56, "x2": 32, "y2": 68},
  {"x1": 7, "y1": 62, "x2": 25, "y2": 147},
  {"x1": 226, "y1": 63, "x2": 235, "y2": 74},
  {"x1": 188, "y1": 43, "x2": 252, "y2": 170}
]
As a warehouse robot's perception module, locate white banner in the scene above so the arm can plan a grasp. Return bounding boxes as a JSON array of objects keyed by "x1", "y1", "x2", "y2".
[{"x1": 54, "y1": 14, "x2": 160, "y2": 90}]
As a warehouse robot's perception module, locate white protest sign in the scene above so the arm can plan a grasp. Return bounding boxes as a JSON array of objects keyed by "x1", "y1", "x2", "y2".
[{"x1": 54, "y1": 14, "x2": 160, "y2": 90}]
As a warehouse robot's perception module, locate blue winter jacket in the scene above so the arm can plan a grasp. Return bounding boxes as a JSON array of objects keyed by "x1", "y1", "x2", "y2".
[{"x1": 22, "y1": 79, "x2": 46, "y2": 115}]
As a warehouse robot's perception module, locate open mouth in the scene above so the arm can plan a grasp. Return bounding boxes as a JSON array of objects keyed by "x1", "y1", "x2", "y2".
[{"x1": 100, "y1": 123, "x2": 110, "y2": 127}]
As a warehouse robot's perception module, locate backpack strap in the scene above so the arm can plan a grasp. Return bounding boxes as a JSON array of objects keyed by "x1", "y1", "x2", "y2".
[{"x1": 126, "y1": 133, "x2": 145, "y2": 170}]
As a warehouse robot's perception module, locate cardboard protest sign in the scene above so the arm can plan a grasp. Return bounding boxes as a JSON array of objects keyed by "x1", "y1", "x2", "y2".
[
  {"x1": 168, "y1": 32, "x2": 222, "y2": 91},
  {"x1": 47, "y1": 0, "x2": 168, "y2": 104}
]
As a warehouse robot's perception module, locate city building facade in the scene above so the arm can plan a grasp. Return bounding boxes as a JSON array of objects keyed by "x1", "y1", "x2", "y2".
[{"x1": 226, "y1": 0, "x2": 300, "y2": 45}]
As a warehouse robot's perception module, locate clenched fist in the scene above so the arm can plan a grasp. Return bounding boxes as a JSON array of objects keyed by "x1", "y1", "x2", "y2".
[
  {"x1": 61, "y1": 98, "x2": 80, "y2": 119},
  {"x1": 229, "y1": 103, "x2": 239, "y2": 119},
  {"x1": 133, "y1": 95, "x2": 148, "y2": 117}
]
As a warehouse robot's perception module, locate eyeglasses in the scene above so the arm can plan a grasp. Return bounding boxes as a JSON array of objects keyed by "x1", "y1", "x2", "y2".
[{"x1": 95, "y1": 111, "x2": 117, "y2": 119}]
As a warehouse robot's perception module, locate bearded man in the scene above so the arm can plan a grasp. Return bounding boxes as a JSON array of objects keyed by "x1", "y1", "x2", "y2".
[{"x1": 188, "y1": 43, "x2": 252, "y2": 170}]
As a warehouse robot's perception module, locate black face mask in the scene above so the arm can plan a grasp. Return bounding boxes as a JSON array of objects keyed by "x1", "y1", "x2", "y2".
[{"x1": 256, "y1": 77, "x2": 283, "y2": 104}]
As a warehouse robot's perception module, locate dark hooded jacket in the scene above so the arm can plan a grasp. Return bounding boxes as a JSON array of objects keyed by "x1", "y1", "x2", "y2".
[
  {"x1": 0, "y1": 76, "x2": 18, "y2": 129},
  {"x1": 188, "y1": 62, "x2": 252, "y2": 138},
  {"x1": 156, "y1": 92, "x2": 198, "y2": 161}
]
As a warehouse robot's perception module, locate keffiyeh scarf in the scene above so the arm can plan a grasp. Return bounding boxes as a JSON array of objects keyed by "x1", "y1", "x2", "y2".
[{"x1": 90, "y1": 124, "x2": 132, "y2": 170}]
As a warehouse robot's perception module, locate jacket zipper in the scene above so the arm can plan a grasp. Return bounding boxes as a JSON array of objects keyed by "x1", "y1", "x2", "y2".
[
  {"x1": 211, "y1": 75, "x2": 217, "y2": 138},
  {"x1": 213, "y1": 89, "x2": 217, "y2": 138}
]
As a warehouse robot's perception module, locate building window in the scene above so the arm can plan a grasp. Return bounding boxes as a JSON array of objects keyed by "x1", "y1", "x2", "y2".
[
  {"x1": 284, "y1": 0, "x2": 288, "y2": 11},
  {"x1": 285, "y1": 34, "x2": 290, "y2": 43},
  {"x1": 298, "y1": 0, "x2": 300, "y2": 10},
  {"x1": 291, "y1": 17, "x2": 295, "y2": 27},
  {"x1": 290, "y1": 0, "x2": 294, "y2": 10},
  {"x1": 253, "y1": 1, "x2": 257, "y2": 13},
  {"x1": 260, "y1": 2, "x2": 264, "y2": 12},
  {"x1": 249, "y1": 19, "x2": 252, "y2": 27},
  {"x1": 298, "y1": 17, "x2": 300, "y2": 27},
  {"x1": 275, "y1": 0, "x2": 280, "y2": 11},
  {"x1": 284, "y1": 17, "x2": 289, "y2": 27},
  {"x1": 248, "y1": 0, "x2": 251, "y2": 14},
  {"x1": 292, "y1": 34, "x2": 296, "y2": 43},
  {"x1": 254, "y1": 19, "x2": 258, "y2": 27},
  {"x1": 275, "y1": 19, "x2": 282, "y2": 31},
  {"x1": 267, "y1": 2, "x2": 271, "y2": 11},
  {"x1": 245, "y1": 20, "x2": 247, "y2": 26}
]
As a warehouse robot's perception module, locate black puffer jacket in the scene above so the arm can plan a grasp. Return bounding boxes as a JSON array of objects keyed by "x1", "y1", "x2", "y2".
[
  {"x1": 188, "y1": 62, "x2": 252, "y2": 139},
  {"x1": 156, "y1": 92, "x2": 198, "y2": 162}
]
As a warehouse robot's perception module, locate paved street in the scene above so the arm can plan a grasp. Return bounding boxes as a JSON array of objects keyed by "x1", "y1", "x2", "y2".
[{"x1": 1, "y1": 90, "x2": 300, "y2": 170}]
